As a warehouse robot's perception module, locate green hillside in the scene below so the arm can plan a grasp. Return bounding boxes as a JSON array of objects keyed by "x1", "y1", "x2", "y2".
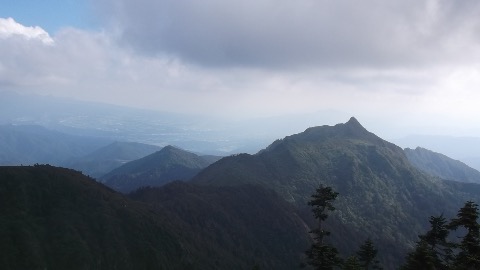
[{"x1": 193, "y1": 117, "x2": 480, "y2": 267}]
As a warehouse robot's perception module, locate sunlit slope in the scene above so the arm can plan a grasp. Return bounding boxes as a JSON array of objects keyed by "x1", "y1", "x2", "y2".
[{"x1": 193, "y1": 117, "x2": 480, "y2": 267}]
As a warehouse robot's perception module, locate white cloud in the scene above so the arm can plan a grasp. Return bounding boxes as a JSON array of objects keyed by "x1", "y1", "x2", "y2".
[
  {"x1": 2, "y1": 0, "x2": 480, "y2": 138},
  {"x1": 0, "y1": 17, "x2": 54, "y2": 45}
]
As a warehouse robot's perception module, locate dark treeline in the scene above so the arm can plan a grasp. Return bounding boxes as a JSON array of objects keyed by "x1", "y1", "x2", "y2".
[
  {"x1": 304, "y1": 185, "x2": 382, "y2": 270},
  {"x1": 402, "y1": 201, "x2": 480, "y2": 270},
  {"x1": 305, "y1": 185, "x2": 480, "y2": 270}
]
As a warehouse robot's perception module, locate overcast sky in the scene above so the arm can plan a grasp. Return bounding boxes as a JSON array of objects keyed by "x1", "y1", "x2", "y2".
[{"x1": 1, "y1": 0, "x2": 480, "y2": 138}]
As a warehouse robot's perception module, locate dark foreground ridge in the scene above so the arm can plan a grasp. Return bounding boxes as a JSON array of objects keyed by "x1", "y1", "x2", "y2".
[{"x1": 0, "y1": 165, "x2": 310, "y2": 270}]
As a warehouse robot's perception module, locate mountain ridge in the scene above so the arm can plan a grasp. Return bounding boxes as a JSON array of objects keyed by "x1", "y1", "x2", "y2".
[
  {"x1": 0, "y1": 124, "x2": 111, "y2": 166},
  {"x1": 102, "y1": 145, "x2": 220, "y2": 193},
  {"x1": 404, "y1": 146, "x2": 480, "y2": 184},
  {"x1": 0, "y1": 165, "x2": 310, "y2": 269},
  {"x1": 193, "y1": 117, "x2": 480, "y2": 267},
  {"x1": 64, "y1": 141, "x2": 161, "y2": 178},
  {"x1": 0, "y1": 165, "x2": 189, "y2": 269}
]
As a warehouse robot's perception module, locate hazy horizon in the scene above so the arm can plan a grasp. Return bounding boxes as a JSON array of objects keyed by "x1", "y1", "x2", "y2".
[{"x1": 2, "y1": 1, "x2": 480, "y2": 140}]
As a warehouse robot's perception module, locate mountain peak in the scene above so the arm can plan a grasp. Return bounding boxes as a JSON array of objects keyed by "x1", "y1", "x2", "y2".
[
  {"x1": 302, "y1": 117, "x2": 372, "y2": 141},
  {"x1": 101, "y1": 145, "x2": 220, "y2": 193},
  {"x1": 345, "y1": 116, "x2": 361, "y2": 127},
  {"x1": 341, "y1": 116, "x2": 370, "y2": 134},
  {"x1": 161, "y1": 145, "x2": 178, "y2": 152},
  {"x1": 159, "y1": 145, "x2": 194, "y2": 157},
  {"x1": 262, "y1": 117, "x2": 393, "y2": 156}
]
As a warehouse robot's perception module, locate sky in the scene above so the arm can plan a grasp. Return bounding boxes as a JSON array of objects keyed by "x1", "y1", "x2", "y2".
[{"x1": 1, "y1": 0, "x2": 480, "y2": 138}]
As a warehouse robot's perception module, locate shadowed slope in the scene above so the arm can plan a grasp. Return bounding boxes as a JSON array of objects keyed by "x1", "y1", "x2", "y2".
[
  {"x1": 0, "y1": 165, "x2": 186, "y2": 270},
  {"x1": 130, "y1": 181, "x2": 311, "y2": 270},
  {"x1": 0, "y1": 165, "x2": 309, "y2": 269}
]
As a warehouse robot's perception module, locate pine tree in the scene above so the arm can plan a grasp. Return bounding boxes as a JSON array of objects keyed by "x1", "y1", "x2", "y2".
[
  {"x1": 305, "y1": 185, "x2": 342, "y2": 270},
  {"x1": 448, "y1": 201, "x2": 480, "y2": 269},
  {"x1": 402, "y1": 214, "x2": 454, "y2": 270},
  {"x1": 419, "y1": 214, "x2": 453, "y2": 268},
  {"x1": 401, "y1": 240, "x2": 437, "y2": 270},
  {"x1": 343, "y1": 256, "x2": 361, "y2": 270},
  {"x1": 403, "y1": 201, "x2": 480, "y2": 269},
  {"x1": 356, "y1": 238, "x2": 382, "y2": 270}
]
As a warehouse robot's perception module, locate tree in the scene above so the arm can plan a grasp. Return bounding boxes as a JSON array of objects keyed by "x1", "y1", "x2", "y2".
[
  {"x1": 356, "y1": 238, "x2": 382, "y2": 270},
  {"x1": 448, "y1": 201, "x2": 480, "y2": 269},
  {"x1": 402, "y1": 240, "x2": 437, "y2": 270},
  {"x1": 402, "y1": 202, "x2": 480, "y2": 270},
  {"x1": 419, "y1": 214, "x2": 453, "y2": 268},
  {"x1": 343, "y1": 256, "x2": 361, "y2": 270},
  {"x1": 305, "y1": 185, "x2": 342, "y2": 270}
]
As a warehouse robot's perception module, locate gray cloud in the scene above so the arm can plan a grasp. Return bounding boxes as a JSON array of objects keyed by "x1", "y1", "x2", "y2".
[
  {"x1": 3, "y1": 1, "x2": 480, "y2": 137},
  {"x1": 96, "y1": 0, "x2": 480, "y2": 68}
]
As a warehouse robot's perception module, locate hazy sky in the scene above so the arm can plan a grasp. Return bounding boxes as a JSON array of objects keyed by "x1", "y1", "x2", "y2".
[{"x1": 1, "y1": 0, "x2": 480, "y2": 138}]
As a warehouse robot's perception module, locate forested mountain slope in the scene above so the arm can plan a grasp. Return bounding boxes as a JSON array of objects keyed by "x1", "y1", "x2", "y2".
[
  {"x1": 130, "y1": 182, "x2": 310, "y2": 269},
  {"x1": 0, "y1": 165, "x2": 188, "y2": 269},
  {"x1": 0, "y1": 165, "x2": 310, "y2": 270},
  {"x1": 193, "y1": 117, "x2": 480, "y2": 267},
  {"x1": 404, "y1": 146, "x2": 480, "y2": 184}
]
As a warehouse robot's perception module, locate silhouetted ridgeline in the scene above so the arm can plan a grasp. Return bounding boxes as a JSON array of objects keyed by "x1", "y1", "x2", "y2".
[{"x1": 0, "y1": 165, "x2": 310, "y2": 270}]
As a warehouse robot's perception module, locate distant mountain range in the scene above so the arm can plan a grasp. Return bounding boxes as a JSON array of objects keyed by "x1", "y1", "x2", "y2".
[
  {"x1": 405, "y1": 147, "x2": 480, "y2": 184},
  {"x1": 0, "y1": 91, "x2": 354, "y2": 155},
  {"x1": 64, "y1": 141, "x2": 161, "y2": 178},
  {"x1": 0, "y1": 91, "x2": 277, "y2": 154},
  {"x1": 0, "y1": 124, "x2": 111, "y2": 165},
  {"x1": 101, "y1": 146, "x2": 221, "y2": 193},
  {"x1": 394, "y1": 134, "x2": 480, "y2": 172},
  {"x1": 0, "y1": 124, "x2": 166, "y2": 178}
]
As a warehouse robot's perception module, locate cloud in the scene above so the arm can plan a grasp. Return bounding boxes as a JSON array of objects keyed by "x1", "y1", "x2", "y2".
[
  {"x1": 0, "y1": 17, "x2": 54, "y2": 44},
  {"x1": 96, "y1": 0, "x2": 480, "y2": 68},
  {"x1": 2, "y1": 0, "x2": 480, "y2": 138},
  {"x1": 0, "y1": 17, "x2": 251, "y2": 114},
  {"x1": 0, "y1": 22, "x2": 106, "y2": 87}
]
